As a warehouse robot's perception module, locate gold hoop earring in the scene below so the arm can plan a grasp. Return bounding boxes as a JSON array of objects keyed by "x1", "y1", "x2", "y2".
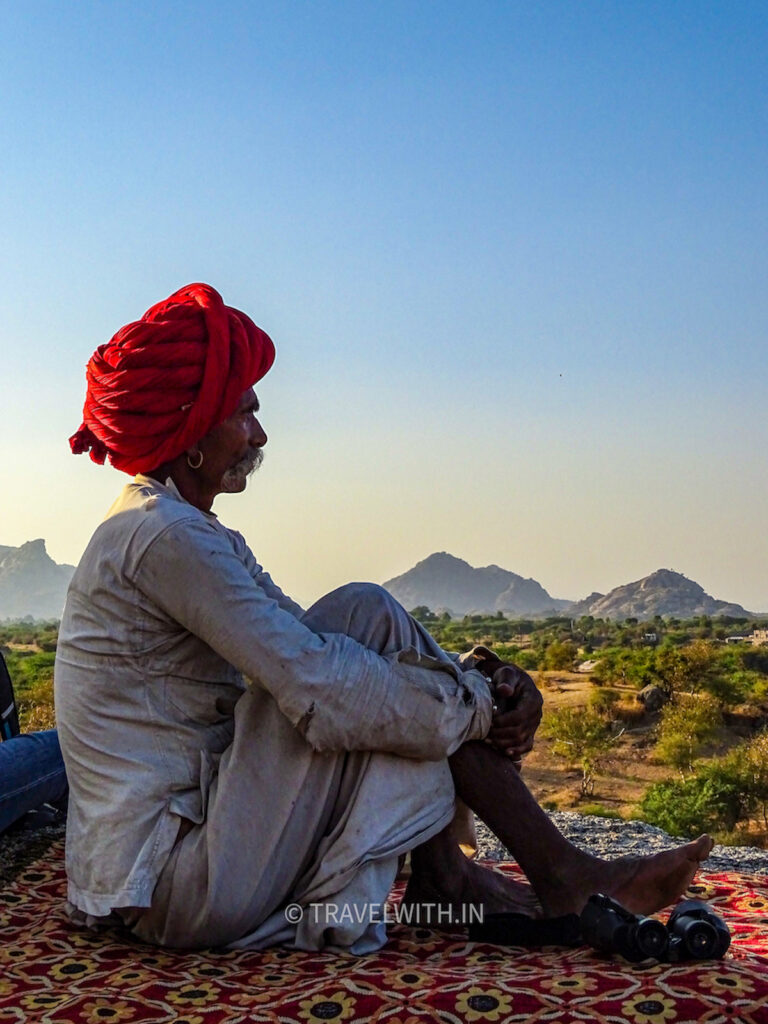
[{"x1": 187, "y1": 450, "x2": 204, "y2": 470}]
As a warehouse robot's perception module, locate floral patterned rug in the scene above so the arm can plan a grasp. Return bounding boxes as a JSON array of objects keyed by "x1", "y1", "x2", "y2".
[{"x1": 1, "y1": 841, "x2": 767, "y2": 1023}]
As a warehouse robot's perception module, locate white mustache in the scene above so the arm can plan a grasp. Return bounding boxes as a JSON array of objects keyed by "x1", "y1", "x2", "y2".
[
  {"x1": 237, "y1": 448, "x2": 264, "y2": 475},
  {"x1": 220, "y1": 448, "x2": 264, "y2": 491}
]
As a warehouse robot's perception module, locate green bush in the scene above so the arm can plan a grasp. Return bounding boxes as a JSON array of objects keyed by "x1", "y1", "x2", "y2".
[
  {"x1": 579, "y1": 803, "x2": 622, "y2": 819},
  {"x1": 3, "y1": 649, "x2": 56, "y2": 732},
  {"x1": 514, "y1": 649, "x2": 541, "y2": 671},
  {"x1": 654, "y1": 693, "x2": 721, "y2": 773},
  {"x1": 721, "y1": 731, "x2": 768, "y2": 828},
  {"x1": 543, "y1": 706, "x2": 614, "y2": 797},
  {"x1": 640, "y1": 774, "x2": 744, "y2": 837},
  {"x1": 588, "y1": 687, "x2": 621, "y2": 716},
  {"x1": 640, "y1": 732, "x2": 768, "y2": 837},
  {"x1": 542, "y1": 640, "x2": 576, "y2": 671}
]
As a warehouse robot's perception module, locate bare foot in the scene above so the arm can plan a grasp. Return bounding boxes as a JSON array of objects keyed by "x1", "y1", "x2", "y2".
[
  {"x1": 402, "y1": 857, "x2": 541, "y2": 926},
  {"x1": 540, "y1": 834, "x2": 714, "y2": 918}
]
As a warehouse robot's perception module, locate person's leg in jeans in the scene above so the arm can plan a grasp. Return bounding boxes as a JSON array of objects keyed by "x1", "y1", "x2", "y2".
[{"x1": 0, "y1": 730, "x2": 68, "y2": 833}]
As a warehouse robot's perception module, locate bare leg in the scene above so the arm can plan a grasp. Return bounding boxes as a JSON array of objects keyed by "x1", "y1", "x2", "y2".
[
  {"x1": 308, "y1": 586, "x2": 711, "y2": 922},
  {"x1": 447, "y1": 741, "x2": 712, "y2": 917},
  {"x1": 403, "y1": 813, "x2": 541, "y2": 919}
]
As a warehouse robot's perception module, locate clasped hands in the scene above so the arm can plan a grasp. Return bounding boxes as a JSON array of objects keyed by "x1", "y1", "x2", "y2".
[{"x1": 462, "y1": 645, "x2": 543, "y2": 768}]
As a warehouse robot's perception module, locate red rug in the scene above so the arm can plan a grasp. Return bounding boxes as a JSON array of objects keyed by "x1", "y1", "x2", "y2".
[{"x1": 1, "y1": 841, "x2": 767, "y2": 1023}]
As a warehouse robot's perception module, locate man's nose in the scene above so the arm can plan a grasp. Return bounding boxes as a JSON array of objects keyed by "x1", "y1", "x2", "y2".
[{"x1": 251, "y1": 417, "x2": 267, "y2": 447}]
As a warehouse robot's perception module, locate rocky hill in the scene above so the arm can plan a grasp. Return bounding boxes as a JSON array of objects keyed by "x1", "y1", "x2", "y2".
[
  {"x1": 0, "y1": 540, "x2": 75, "y2": 620},
  {"x1": 383, "y1": 555, "x2": 752, "y2": 620},
  {"x1": 569, "y1": 568, "x2": 749, "y2": 620},
  {"x1": 382, "y1": 552, "x2": 569, "y2": 616}
]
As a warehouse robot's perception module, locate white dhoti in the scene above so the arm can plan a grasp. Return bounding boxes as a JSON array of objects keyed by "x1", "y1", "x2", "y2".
[{"x1": 130, "y1": 583, "x2": 466, "y2": 952}]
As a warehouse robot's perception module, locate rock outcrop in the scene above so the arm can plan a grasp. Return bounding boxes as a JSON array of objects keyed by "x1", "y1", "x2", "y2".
[
  {"x1": 383, "y1": 552, "x2": 568, "y2": 617},
  {"x1": 574, "y1": 568, "x2": 748, "y2": 621},
  {"x1": 0, "y1": 540, "x2": 75, "y2": 620}
]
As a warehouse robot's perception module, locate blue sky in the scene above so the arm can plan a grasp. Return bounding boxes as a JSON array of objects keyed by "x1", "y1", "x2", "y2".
[{"x1": 2, "y1": 1, "x2": 767, "y2": 610}]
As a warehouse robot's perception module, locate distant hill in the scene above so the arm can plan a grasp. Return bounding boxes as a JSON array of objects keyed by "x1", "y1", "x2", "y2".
[
  {"x1": 382, "y1": 552, "x2": 569, "y2": 616},
  {"x1": 382, "y1": 555, "x2": 752, "y2": 621},
  {"x1": 0, "y1": 540, "x2": 75, "y2": 620},
  {"x1": 568, "y1": 568, "x2": 749, "y2": 621}
]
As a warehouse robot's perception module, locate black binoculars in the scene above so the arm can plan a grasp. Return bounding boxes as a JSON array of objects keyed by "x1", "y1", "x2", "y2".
[{"x1": 581, "y1": 894, "x2": 731, "y2": 963}]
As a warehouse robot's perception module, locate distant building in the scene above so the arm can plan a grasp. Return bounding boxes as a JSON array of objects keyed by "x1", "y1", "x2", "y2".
[
  {"x1": 642, "y1": 633, "x2": 658, "y2": 644},
  {"x1": 751, "y1": 628, "x2": 768, "y2": 646},
  {"x1": 725, "y1": 636, "x2": 748, "y2": 644}
]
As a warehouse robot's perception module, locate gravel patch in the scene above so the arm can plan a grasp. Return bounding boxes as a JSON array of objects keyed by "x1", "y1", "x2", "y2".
[
  {"x1": 1, "y1": 814, "x2": 766, "y2": 889},
  {"x1": 476, "y1": 812, "x2": 768, "y2": 876},
  {"x1": 0, "y1": 821, "x2": 65, "y2": 886}
]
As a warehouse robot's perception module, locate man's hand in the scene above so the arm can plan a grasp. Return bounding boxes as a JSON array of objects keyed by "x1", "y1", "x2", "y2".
[
  {"x1": 487, "y1": 664, "x2": 543, "y2": 766},
  {"x1": 460, "y1": 645, "x2": 543, "y2": 767}
]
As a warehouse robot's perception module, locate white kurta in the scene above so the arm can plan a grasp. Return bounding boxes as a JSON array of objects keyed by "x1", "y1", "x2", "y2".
[{"x1": 55, "y1": 476, "x2": 492, "y2": 951}]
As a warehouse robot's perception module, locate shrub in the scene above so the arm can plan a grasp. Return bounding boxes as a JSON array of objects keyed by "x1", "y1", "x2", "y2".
[
  {"x1": 640, "y1": 733, "x2": 768, "y2": 837},
  {"x1": 579, "y1": 803, "x2": 622, "y2": 819},
  {"x1": 542, "y1": 640, "x2": 576, "y2": 671},
  {"x1": 654, "y1": 693, "x2": 721, "y2": 774},
  {"x1": 722, "y1": 731, "x2": 768, "y2": 828},
  {"x1": 543, "y1": 707, "x2": 614, "y2": 797},
  {"x1": 513, "y1": 649, "x2": 540, "y2": 671},
  {"x1": 588, "y1": 687, "x2": 621, "y2": 717},
  {"x1": 640, "y1": 774, "x2": 743, "y2": 837}
]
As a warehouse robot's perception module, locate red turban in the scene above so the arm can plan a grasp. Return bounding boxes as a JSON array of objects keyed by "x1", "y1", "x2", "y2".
[{"x1": 70, "y1": 283, "x2": 275, "y2": 475}]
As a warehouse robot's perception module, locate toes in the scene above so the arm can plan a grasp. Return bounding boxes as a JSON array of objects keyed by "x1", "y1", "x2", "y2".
[{"x1": 692, "y1": 834, "x2": 714, "y2": 860}]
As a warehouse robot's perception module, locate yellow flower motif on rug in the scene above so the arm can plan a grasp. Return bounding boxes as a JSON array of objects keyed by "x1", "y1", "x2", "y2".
[
  {"x1": 80, "y1": 999, "x2": 136, "y2": 1023},
  {"x1": 455, "y1": 986, "x2": 513, "y2": 1021},
  {"x1": 383, "y1": 967, "x2": 432, "y2": 990},
  {"x1": 50, "y1": 956, "x2": 97, "y2": 981},
  {"x1": 166, "y1": 981, "x2": 221, "y2": 1006},
  {"x1": 0, "y1": 942, "x2": 43, "y2": 963},
  {"x1": 298, "y1": 990, "x2": 357, "y2": 1021},
  {"x1": 540, "y1": 972, "x2": 598, "y2": 994},
  {"x1": 621, "y1": 992, "x2": 677, "y2": 1023},
  {"x1": 700, "y1": 969, "x2": 756, "y2": 996},
  {"x1": 20, "y1": 992, "x2": 71, "y2": 1011}
]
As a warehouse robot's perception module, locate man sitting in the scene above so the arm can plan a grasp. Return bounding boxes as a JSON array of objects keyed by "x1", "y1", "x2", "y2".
[{"x1": 55, "y1": 283, "x2": 711, "y2": 951}]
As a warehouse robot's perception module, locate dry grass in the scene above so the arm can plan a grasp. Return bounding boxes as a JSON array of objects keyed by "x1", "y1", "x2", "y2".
[
  {"x1": 526, "y1": 672, "x2": 682, "y2": 817},
  {"x1": 525, "y1": 672, "x2": 767, "y2": 846}
]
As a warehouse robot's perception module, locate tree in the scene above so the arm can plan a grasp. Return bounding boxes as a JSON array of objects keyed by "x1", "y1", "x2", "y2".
[
  {"x1": 654, "y1": 692, "x2": 721, "y2": 775},
  {"x1": 409, "y1": 606, "x2": 436, "y2": 622},
  {"x1": 721, "y1": 731, "x2": 768, "y2": 829},
  {"x1": 542, "y1": 640, "x2": 576, "y2": 671},
  {"x1": 543, "y1": 707, "x2": 615, "y2": 797},
  {"x1": 652, "y1": 640, "x2": 722, "y2": 699}
]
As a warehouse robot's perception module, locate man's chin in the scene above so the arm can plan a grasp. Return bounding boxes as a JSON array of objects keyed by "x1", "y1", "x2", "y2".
[
  {"x1": 220, "y1": 474, "x2": 249, "y2": 494},
  {"x1": 220, "y1": 454, "x2": 262, "y2": 494}
]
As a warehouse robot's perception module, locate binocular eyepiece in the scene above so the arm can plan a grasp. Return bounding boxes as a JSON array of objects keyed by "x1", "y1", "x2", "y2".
[
  {"x1": 666, "y1": 898, "x2": 731, "y2": 962},
  {"x1": 580, "y1": 894, "x2": 730, "y2": 964}
]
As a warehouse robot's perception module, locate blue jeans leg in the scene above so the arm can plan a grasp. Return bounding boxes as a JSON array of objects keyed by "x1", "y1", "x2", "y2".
[{"x1": 0, "y1": 730, "x2": 68, "y2": 833}]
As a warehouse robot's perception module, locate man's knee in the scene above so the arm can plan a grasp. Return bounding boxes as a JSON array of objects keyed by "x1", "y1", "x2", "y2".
[
  {"x1": 338, "y1": 581, "x2": 399, "y2": 615},
  {"x1": 302, "y1": 582, "x2": 406, "y2": 639}
]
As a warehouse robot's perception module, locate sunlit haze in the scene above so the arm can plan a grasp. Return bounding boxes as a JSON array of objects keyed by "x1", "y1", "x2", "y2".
[{"x1": 2, "y1": 2, "x2": 766, "y2": 611}]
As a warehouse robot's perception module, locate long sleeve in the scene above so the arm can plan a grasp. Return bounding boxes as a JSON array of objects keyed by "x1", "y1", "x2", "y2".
[
  {"x1": 129, "y1": 515, "x2": 492, "y2": 760},
  {"x1": 228, "y1": 528, "x2": 305, "y2": 619}
]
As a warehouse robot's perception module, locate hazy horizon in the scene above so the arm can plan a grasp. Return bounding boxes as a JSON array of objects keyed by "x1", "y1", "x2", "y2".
[
  {"x1": 4, "y1": 533, "x2": 766, "y2": 618},
  {"x1": 2, "y1": 3, "x2": 766, "y2": 612}
]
